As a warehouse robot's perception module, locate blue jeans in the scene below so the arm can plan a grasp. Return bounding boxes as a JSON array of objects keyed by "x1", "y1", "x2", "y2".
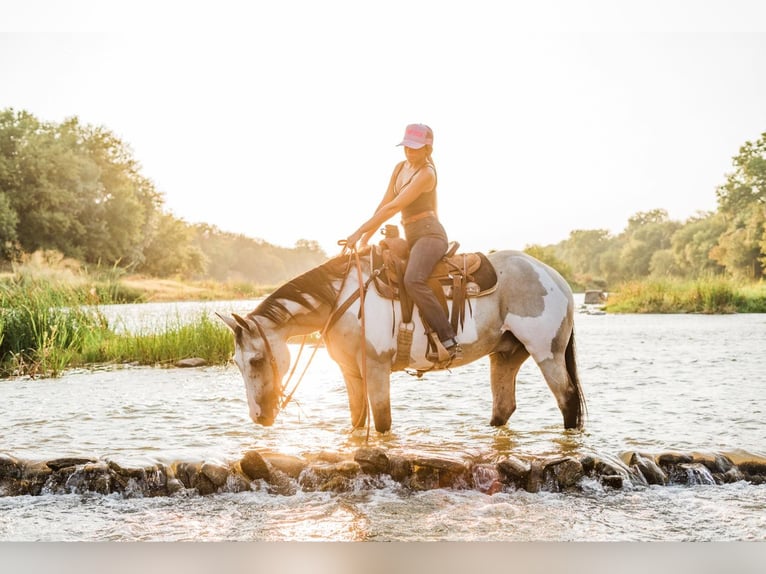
[{"x1": 403, "y1": 234, "x2": 456, "y2": 344}]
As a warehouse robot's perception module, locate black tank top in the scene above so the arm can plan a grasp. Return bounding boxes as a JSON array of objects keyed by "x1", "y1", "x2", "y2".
[{"x1": 393, "y1": 161, "x2": 437, "y2": 219}]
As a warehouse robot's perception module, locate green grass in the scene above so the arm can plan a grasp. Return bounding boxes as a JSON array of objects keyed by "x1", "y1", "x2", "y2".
[
  {"x1": 0, "y1": 274, "x2": 234, "y2": 378},
  {"x1": 604, "y1": 277, "x2": 766, "y2": 313},
  {"x1": 81, "y1": 312, "x2": 233, "y2": 367}
]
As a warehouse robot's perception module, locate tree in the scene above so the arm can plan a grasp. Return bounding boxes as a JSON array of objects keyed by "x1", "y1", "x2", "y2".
[
  {"x1": 0, "y1": 192, "x2": 18, "y2": 259},
  {"x1": 713, "y1": 132, "x2": 766, "y2": 279},
  {"x1": 670, "y1": 212, "x2": 726, "y2": 277},
  {"x1": 0, "y1": 109, "x2": 164, "y2": 267},
  {"x1": 139, "y1": 214, "x2": 205, "y2": 277},
  {"x1": 618, "y1": 209, "x2": 681, "y2": 279}
]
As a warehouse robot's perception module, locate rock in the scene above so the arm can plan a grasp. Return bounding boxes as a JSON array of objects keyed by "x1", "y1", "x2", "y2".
[
  {"x1": 46, "y1": 457, "x2": 97, "y2": 471},
  {"x1": 472, "y1": 464, "x2": 504, "y2": 494},
  {"x1": 20, "y1": 461, "x2": 53, "y2": 496},
  {"x1": 260, "y1": 453, "x2": 306, "y2": 479},
  {"x1": 201, "y1": 462, "x2": 230, "y2": 487},
  {"x1": 266, "y1": 471, "x2": 298, "y2": 496},
  {"x1": 628, "y1": 452, "x2": 667, "y2": 485},
  {"x1": 657, "y1": 452, "x2": 693, "y2": 467},
  {"x1": 299, "y1": 461, "x2": 360, "y2": 492},
  {"x1": 224, "y1": 474, "x2": 251, "y2": 493},
  {"x1": 0, "y1": 455, "x2": 22, "y2": 479},
  {"x1": 240, "y1": 451, "x2": 271, "y2": 481},
  {"x1": 579, "y1": 455, "x2": 596, "y2": 475},
  {"x1": 193, "y1": 472, "x2": 217, "y2": 495},
  {"x1": 388, "y1": 455, "x2": 413, "y2": 483},
  {"x1": 602, "y1": 475, "x2": 624, "y2": 489},
  {"x1": 525, "y1": 460, "x2": 544, "y2": 493},
  {"x1": 584, "y1": 290, "x2": 606, "y2": 305},
  {"x1": 354, "y1": 447, "x2": 390, "y2": 475},
  {"x1": 175, "y1": 357, "x2": 207, "y2": 368},
  {"x1": 166, "y1": 477, "x2": 185, "y2": 495},
  {"x1": 410, "y1": 456, "x2": 470, "y2": 490},
  {"x1": 736, "y1": 461, "x2": 766, "y2": 485},
  {"x1": 311, "y1": 460, "x2": 360, "y2": 479},
  {"x1": 542, "y1": 457, "x2": 584, "y2": 491},
  {"x1": 174, "y1": 461, "x2": 202, "y2": 488},
  {"x1": 497, "y1": 455, "x2": 531, "y2": 489}
]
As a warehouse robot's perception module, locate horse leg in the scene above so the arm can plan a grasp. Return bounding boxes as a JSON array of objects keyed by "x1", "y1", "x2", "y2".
[
  {"x1": 363, "y1": 363, "x2": 392, "y2": 433},
  {"x1": 535, "y1": 341, "x2": 584, "y2": 429},
  {"x1": 488, "y1": 347, "x2": 529, "y2": 426},
  {"x1": 338, "y1": 363, "x2": 368, "y2": 429}
]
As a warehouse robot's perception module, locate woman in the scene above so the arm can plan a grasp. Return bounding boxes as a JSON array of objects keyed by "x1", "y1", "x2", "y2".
[{"x1": 344, "y1": 123, "x2": 461, "y2": 363}]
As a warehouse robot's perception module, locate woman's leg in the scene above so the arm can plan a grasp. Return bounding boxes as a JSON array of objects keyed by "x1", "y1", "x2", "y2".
[{"x1": 403, "y1": 236, "x2": 456, "y2": 345}]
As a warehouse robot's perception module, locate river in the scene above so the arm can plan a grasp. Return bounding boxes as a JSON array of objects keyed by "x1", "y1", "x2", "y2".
[{"x1": 1, "y1": 299, "x2": 765, "y2": 544}]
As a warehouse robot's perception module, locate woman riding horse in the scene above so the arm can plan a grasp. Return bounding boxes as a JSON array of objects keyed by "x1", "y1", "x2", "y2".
[{"x1": 345, "y1": 124, "x2": 461, "y2": 364}]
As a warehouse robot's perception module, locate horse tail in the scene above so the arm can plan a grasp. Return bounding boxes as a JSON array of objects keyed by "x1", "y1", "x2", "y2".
[{"x1": 565, "y1": 328, "x2": 587, "y2": 428}]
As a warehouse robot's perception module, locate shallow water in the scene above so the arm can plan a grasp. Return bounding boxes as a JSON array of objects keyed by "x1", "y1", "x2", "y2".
[{"x1": 1, "y1": 303, "x2": 765, "y2": 541}]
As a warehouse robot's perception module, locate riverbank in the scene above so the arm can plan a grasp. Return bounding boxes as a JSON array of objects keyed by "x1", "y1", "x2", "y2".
[{"x1": 604, "y1": 277, "x2": 766, "y2": 313}]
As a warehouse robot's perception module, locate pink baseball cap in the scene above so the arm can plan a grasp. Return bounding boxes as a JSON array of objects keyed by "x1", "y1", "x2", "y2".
[{"x1": 397, "y1": 124, "x2": 434, "y2": 149}]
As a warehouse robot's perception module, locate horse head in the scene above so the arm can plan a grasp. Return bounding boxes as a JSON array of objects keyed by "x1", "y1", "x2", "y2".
[{"x1": 217, "y1": 312, "x2": 289, "y2": 426}]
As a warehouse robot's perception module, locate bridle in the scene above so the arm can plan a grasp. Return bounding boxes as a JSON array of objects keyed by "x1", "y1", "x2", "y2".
[{"x1": 247, "y1": 247, "x2": 372, "y2": 426}]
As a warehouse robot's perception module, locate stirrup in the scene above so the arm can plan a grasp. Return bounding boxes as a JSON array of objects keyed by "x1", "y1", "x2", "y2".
[{"x1": 426, "y1": 334, "x2": 459, "y2": 364}]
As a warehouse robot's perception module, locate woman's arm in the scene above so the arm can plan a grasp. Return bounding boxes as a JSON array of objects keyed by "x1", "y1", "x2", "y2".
[{"x1": 346, "y1": 164, "x2": 435, "y2": 248}]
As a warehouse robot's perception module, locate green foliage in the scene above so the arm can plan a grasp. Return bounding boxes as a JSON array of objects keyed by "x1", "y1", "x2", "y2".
[
  {"x1": 0, "y1": 273, "x2": 110, "y2": 377},
  {"x1": 604, "y1": 278, "x2": 766, "y2": 314},
  {"x1": 82, "y1": 312, "x2": 233, "y2": 367},
  {"x1": 712, "y1": 131, "x2": 766, "y2": 278},
  {"x1": 0, "y1": 109, "x2": 163, "y2": 267},
  {"x1": 190, "y1": 224, "x2": 328, "y2": 284},
  {"x1": 0, "y1": 271, "x2": 234, "y2": 377},
  {"x1": 523, "y1": 244, "x2": 581, "y2": 289}
]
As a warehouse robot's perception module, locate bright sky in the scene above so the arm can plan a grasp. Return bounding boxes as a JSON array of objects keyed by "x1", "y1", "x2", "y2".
[{"x1": 2, "y1": 1, "x2": 766, "y2": 256}]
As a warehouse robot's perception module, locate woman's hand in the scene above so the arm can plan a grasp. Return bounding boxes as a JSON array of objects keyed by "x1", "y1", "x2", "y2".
[{"x1": 345, "y1": 230, "x2": 362, "y2": 248}]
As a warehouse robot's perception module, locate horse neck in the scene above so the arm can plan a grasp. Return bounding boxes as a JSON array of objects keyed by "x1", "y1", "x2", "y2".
[{"x1": 252, "y1": 252, "x2": 366, "y2": 339}]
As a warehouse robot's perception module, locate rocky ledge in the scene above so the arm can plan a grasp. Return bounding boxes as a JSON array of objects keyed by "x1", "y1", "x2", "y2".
[{"x1": 1, "y1": 449, "x2": 764, "y2": 498}]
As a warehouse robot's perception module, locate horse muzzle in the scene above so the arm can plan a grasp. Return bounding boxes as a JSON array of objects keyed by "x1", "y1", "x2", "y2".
[{"x1": 253, "y1": 415, "x2": 276, "y2": 426}]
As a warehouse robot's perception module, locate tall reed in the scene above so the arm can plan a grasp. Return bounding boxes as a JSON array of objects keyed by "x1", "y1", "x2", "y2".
[
  {"x1": 82, "y1": 312, "x2": 233, "y2": 367},
  {"x1": 0, "y1": 275, "x2": 110, "y2": 377}
]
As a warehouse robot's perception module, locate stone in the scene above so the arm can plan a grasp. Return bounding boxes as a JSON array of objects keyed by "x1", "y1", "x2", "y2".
[
  {"x1": 0, "y1": 455, "x2": 22, "y2": 479},
  {"x1": 410, "y1": 456, "x2": 470, "y2": 489},
  {"x1": 472, "y1": 464, "x2": 504, "y2": 494},
  {"x1": 201, "y1": 462, "x2": 230, "y2": 487},
  {"x1": 240, "y1": 451, "x2": 271, "y2": 481},
  {"x1": 260, "y1": 453, "x2": 306, "y2": 479},
  {"x1": 354, "y1": 447, "x2": 390, "y2": 475},
  {"x1": 584, "y1": 290, "x2": 606, "y2": 304},
  {"x1": 628, "y1": 453, "x2": 667, "y2": 485},
  {"x1": 46, "y1": 457, "x2": 97, "y2": 471},
  {"x1": 388, "y1": 455, "x2": 413, "y2": 483},
  {"x1": 601, "y1": 475, "x2": 624, "y2": 489},
  {"x1": 166, "y1": 477, "x2": 185, "y2": 495},
  {"x1": 193, "y1": 472, "x2": 217, "y2": 495},
  {"x1": 657, "y1": 452, "x2": 693, "y2": 467},
  {"x1": 497, "y1": 455, "x2": 531, "y2": 489},
  {"x1": 20, "y1": 461, "x2": 53, "y2": 496},
  {"x1": 175, "y1": 461, "x2": 202, "y2": 488},
  {"x1": 175, "y1": 357, "x2": 207, "y2": 368},
  {"x1": 542, "y1": 457, "x2": 584, "y2": 490}
]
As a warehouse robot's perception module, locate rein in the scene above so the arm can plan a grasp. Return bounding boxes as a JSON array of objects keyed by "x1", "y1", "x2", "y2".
[
  {"x1": 248, "y1": 246, "x2": 373, "y2": 436},
  {"x1": 275, "y1": 248, "x2": 372, "y2": 436}
]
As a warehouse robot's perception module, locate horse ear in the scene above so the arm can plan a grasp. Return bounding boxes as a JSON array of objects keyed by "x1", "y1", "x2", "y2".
[
  {"x1": 216, "y1": 312, "x2": 240, "y2": 333},
  {"x1": 232, "y1": 313, "x2": 255, "y2": 334}
]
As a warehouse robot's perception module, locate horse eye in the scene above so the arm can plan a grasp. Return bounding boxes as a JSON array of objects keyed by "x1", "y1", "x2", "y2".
[{"x1": 249, "y1": 357, "x2": 265, "y2": 369}]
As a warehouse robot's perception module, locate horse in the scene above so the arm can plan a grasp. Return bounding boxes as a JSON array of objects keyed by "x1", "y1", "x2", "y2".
[{"x1": 217, "y1": 247, "x2": 586, "y2": 433}]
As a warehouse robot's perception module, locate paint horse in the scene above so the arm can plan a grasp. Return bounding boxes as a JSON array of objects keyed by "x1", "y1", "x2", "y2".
[{"x1": 218, "y1": 248, "x2": 586, "y2": 433}]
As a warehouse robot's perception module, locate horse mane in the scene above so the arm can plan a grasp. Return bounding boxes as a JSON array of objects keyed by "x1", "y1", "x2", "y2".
[{"x1": 252, "y1": 253, "x2": 353, "y2": 325}]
